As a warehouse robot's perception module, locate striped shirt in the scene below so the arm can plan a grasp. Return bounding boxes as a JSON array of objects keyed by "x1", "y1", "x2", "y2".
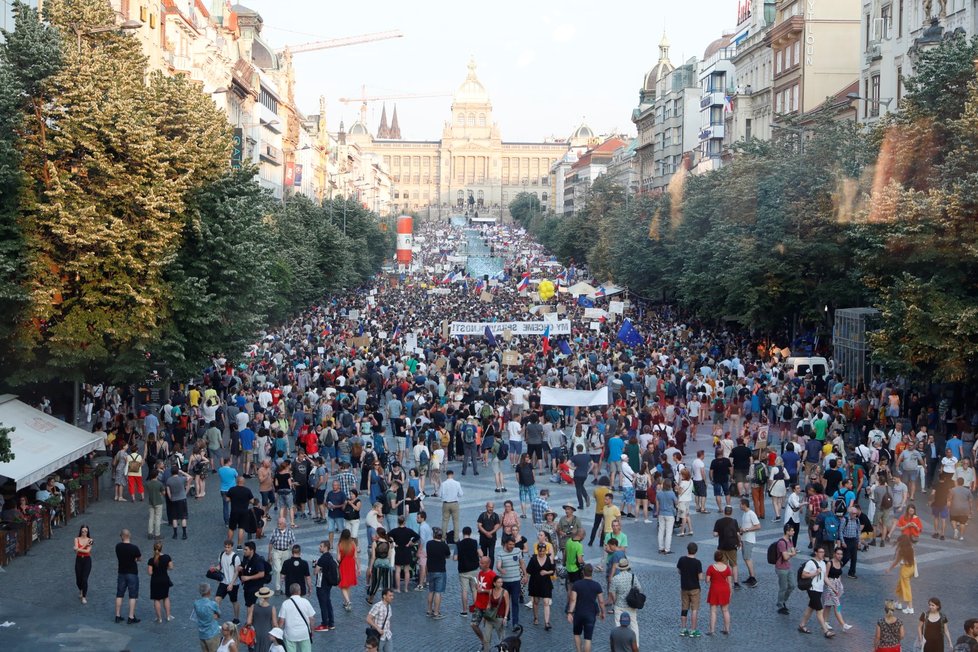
[
  {"x1": 496, "y1": 548, "x2": 523, "y2": 583},
  {"x1": 269, "y1": 527, "x2": 295, "y2": 551}
]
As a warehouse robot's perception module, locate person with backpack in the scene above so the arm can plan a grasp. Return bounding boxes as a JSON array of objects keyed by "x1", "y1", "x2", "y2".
[
  {"x1": 813, "y1": 499, "x2": 841, "y2": 557},
  {"x1": 215, "y1": 539, "x2": 242, "y2": 625},
  {"x1": 313, "y1": 540, "x2": 339, "y2": 632},
  {"x1": 238, "y1": 541, "x2": 270, "y2": 626},
  {"x1": 797, "y1": 545, "x2": 834, "y2": 638},
  {"x1": 750, "y1": 453, "x2": 768, "y2": 519},
  {"x1": 769, "y1": 523, "x2": 797, "y2": 615},
  {"x1": 490, "y1": 428, "x2": 509, "y2": 493},
  {"x1": 460, "y1": 417, "x2": 480, "y2": 476}
]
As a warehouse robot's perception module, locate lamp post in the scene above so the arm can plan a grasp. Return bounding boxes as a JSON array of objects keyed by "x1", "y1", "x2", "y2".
[
  {"x1": 73, "y1": 19, "x2": 142, "y2": 52},
  {"x1": 845, "y1": 92, "x2": 894, "y2": 120}
]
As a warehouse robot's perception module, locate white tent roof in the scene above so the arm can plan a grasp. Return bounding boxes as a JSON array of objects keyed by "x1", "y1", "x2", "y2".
[
  {"x1": 0, "y1": 395, "x2": 105, "y2": 490},
  {"x1": 562, "y1": 281, "x2": 596, "y2": 297}
]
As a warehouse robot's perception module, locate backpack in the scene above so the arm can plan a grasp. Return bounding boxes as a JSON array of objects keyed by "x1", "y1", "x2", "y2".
[
  {"x1": 822, "y1": 513, "x2": 840, "y2": 541},
  {"x1": 322, "y1": 428, "x2": 336, "y2": 447},
  {"x1": 832, "y1": 494, "x2": 848, "y2": 516},
  {"x1": 261, "y1": 557, "x2": 273, "y2": 585},
  {"x1": 952, "y1": 640, "x2": 976, "y2": 652},
  {"x1": 419, "y1": 448, "x2": 430, "y2": 466},
  {"x1": 462, "y1": 424, "x2": 477, "y2": 444},
  {"x1": 754, "y1": 463, "x2": 768, "y2": 485},
  {"x1": 321, "y1": 553, "x2": 340, "y2": 587},
  {"x1": 880, "y1": 487, "x2": 893, "y2": 510},
  {"x1": 480, "y1": 403, "x2": 494, "y2": 421},
  {"x1": 797, "y1": 563, "x2": 813, "y2": 591},
  {"x1": 767, "y1": 539, "x2": 782, "y2": 565},
  {"x1": 127, "y1": 454, "x2": 142, "y2": 473},
  {"x1": 496, "y1": 439, "x2": 509, "y2": 460}
]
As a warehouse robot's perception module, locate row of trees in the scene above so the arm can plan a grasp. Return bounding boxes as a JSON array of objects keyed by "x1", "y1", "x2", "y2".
[
  {"x1": 0, "y1": 1, "x2": 393, "y2": 386},
  {"x1": 512, "y1": 34, "x2": 978, "y2": 385}
]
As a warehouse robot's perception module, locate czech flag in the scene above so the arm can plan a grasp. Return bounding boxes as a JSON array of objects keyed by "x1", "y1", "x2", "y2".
[
  {"x1": 440, "y1": 271, "x2": 455, "y2": 285},
  {"x1": 474, "y1": 279, "x2": 486, "y2": 294},
  {"x1": 542, "y1": 325, "x2": 551, "y2": 355},
  {"x1": 555, "y1": 269, "x2": 567, "y2": 282},
  {"x1": 516, "y1": 273, "x2": 530, "y2": 293},
  {"x1": 391, "y1": 324, "x2": 402, "y2": 340},
  {"x1": 593, "y1": 286, "x2": 606, "y2": 298}
]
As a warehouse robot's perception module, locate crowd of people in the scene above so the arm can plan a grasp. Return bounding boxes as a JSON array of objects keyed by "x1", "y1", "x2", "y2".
[{"x1": 53, "y1": 217, "x2": 978, "y2": 652}]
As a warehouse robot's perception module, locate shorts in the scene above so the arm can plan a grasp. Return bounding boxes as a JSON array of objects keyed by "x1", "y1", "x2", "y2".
[
  {"x1": 635, "y1": 490, "x2": 647, "y2": 501},
  {"x1": 116, "y1": 573, "x2": 139, "y2": 598},
  {"x1": 951, "y1": 513, "x2": 969, "y2": 525},
  {"x1": 216, "y1": 583, "x2": 239, "y2": 602},
  {"x1": 807, "y1": 589, "x2": 824, "y2": 611},
  {"x1": 490, "y1": 458, "x2": 501, "y2": 474},
  {"x1": 427, "y1": 571, "x2": 446, "y2": 593},
  {"x1": 509, "y1": 440, "x2": 523, "y2": 456},
  {"x1": 276, "y1": 490, "x2": 294, "y2": 509},
  {"x1": 294, "y1": 485, "x2": 308, "y2": 504},
  {"x1": 315, "y1": 489, "x2": 327, "y2": 506},
  {"x1": 228, "y1": 510, "x2": 248, "y2": 531},
  {"x1": 527, "y1": 443, "x2": 544, "y2": 459},
  {"x1": 873, "y1": 508, "x2": 893, "y2": 528},
  {"x1": 622, "y1": 486, "x2": 636, "y2": 505},
  {"x1": 681, "y1": 588, "x2": 701, "y2": 610},
  {"x1": 243, "y1": 584, "x2": 259, "y2": 607},
  {"x1": 589, "y1": 454, "x2": 601, "y2": 465},
  {"x1": 328, "y1": 517, "x2": 345, "y2": 533},
  {"x1": 610, "y1": 461, "x2": 622, "y2": 475},
  {"x1": 169, "y1": 499, "x2": 188, "y2": 521},
  {"x1": 741, "y1": 542, "x2": 754, "y2": 561},
  {"x1": 931, "y1": 505, "x2": 949, "y2": 519},
  {"x1": 713, "y1": 481, "x2": 730, "y2": 496},
  {"x1": 322, "y1": 446, "x2": 336, "y2": 459},
  {"x1": 459, "y1": 570, "x2": 478, "y2": 596},
  {"x1": 395, "y1": 437, "x2": 407, "y2": 451},
  {"x1": 519, "y1": 484, "x2": 537, "y2": 504},
  {"x1": 572, "y1": 614, "x2": 596, "y2": 640},
  {"x1": 720, "y1": 548, "x2": 738, "y2": 567},
  {"x1": 693, "y1": 480, "x2": 707, "y2": 497},
  {"x1": 732, "y1": 470, "x2": 748, "y2": 485}
]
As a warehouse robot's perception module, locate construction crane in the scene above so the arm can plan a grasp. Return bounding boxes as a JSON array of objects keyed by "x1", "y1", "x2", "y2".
[
  {"x1": 276, "y1": 30, "x2": 404, "y2": 55},
  {"x1": 339, "y1": 86, "x2": 452, "y2": 125}
]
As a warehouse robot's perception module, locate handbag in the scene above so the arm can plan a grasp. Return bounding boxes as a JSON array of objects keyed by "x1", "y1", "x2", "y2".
[
  {"x1": 238, "y1": 625, "x2": 256, "y2": 647},
  {"x1": 624, "y1": 573, "x2": 646, "y2": 609},
  {"x1": 206, "y1": 552, "x2": 225, "y2": 582}
]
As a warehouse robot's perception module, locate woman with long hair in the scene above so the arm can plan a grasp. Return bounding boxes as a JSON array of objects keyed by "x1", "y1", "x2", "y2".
[
  {"x1": 216, "y1": 621, "x2": 239, "y2": 652},
  {"x1": 526, "y1": 541, "x2": 555, "y2": 630},
  {"x1": 147, "y1": 541, "x2": 174, "y2": 622},
  {"x1": 917, "y1": 597, "x2": 953, "y2": 652},
  {"x1": 73, "y1": 524, "x2": 93, "y2": 604},
  {"x1": 188, "y1": 442, "x2": 209, "y2": 499},
  {"x1": 635, "y1": 462, "x2": 652, "y2": 522},
  {"x1": 273, "y1": 459, "x2": 295, "y2": 528},
  {"x1": 337, "y1": 528, "x2": 359, "y2": 611},
  {"x1": 769, "y1": 457, "x2": 788, "y2": 520},
  {"x1": 823, "y1": 547, "x2": 853, "y2": 631},
  {"x1": 886, "y1": 534, "x2": 917, "y2": 614},
  {"x1": 366, "y1": 527, "x2": 393, "y2": 604},
  {"x1": 874, "y1": 601, "x2": 905, "y2": 652},
  {"x1": 705, "y1": 549, "x2": 732, "y2": 636},
  {"x1": 676, "y1": 468, "x2": 695, "y2": 537}
]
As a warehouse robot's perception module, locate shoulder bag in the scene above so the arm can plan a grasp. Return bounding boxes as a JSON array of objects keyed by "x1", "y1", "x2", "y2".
[{"x1": 625, "y1": 572, "x2": 646, "y2": 609}]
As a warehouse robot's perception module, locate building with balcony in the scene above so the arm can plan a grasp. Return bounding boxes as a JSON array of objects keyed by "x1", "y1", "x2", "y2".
[
  {"x1": 765, "y1": 0, "x2": 860, "y2": 119},
  {"x1": 728, "y1": 0, "x2": 777, "y2": 147},
  {"x1": 648, "y1": 58, "x2": 701, "y2": 192},
  {"x1": 632, "y1": 34, "x2": 676, "y2": 194},
  {"x1": 606, "y1": 139, "x2": 639, "y2": 194},
  {"x1": 858, "y1": 0, "x2": 977, "y2": 125},
  {"x1": 562, "y1": 137, "x2": 628, "y2": 213},
  {"x1": 694, "y1": 34, "x2": 736, "y2": 174}
]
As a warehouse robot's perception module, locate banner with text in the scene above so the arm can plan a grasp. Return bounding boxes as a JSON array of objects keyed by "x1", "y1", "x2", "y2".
[
  {"x1": 540, "y1": 386, "x2": 610, "y2": 407},
  {"x1": 449, "y1": 320, "x2": 571, "y2": 336}
]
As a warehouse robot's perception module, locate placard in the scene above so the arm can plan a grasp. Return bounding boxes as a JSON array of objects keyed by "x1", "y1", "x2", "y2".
[
  {"x1": 590, "y1": 322, "x2": 602, "y2": 331},
  {"x1": 349, "y1": 336, "x2": 370, "y2": 348},
  {"x1": 378, "y1": 331, "x2": 388, "y2": 340},
  {"x1": 347, "y1": 310, "x2": 360, "y2": 321},
  {"x1": 502, "y1": 329, "x2": 513, "y2": 341},
  {"x1": 556, "y1": 304, "x2": 567, "y2": 315},
  {"x1": 404, "y1": 333, "x2": 418, "y2": 352},
  {"x1": 543, "y1": 312, "x2": 559, "y2": 324},
  {"x1": 609, "y1": 300, "x2": 625, "y2": 315},
  {"x1": 428, "y1": 288, "x2": 451, "y2": 295},
  {"x1": 480, "y1": 292, "x2": 494, "y2": 303},
  {"x1": 584, "y1": 308, "x2": 607, "y2": 319},
  {"x1": 502, "y1": 350, "x2": 520, "y2": 366}
]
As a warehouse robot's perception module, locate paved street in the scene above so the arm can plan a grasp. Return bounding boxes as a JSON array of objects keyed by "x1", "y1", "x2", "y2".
[{"x1": 1, "y1": 429, "x2": 976, "y2": 652}]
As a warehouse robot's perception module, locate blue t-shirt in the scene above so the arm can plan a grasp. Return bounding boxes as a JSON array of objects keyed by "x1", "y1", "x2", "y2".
[
  {"x1": 608, "y1": 436, "x2": 624, "y2": 462},
  {"x1": 782, "y1": 450, "x2": 800, "y2": 476},
  {"x1": 657, "y1": 489, "x2": 678, "y2": 517},
  {"x1": 947, "y1": 438, "x2": 964, "y2": 460},
  {"x1": 193, "y1": 597, "x2": 221, "y2": 640},
  {"x1": 239, "y1": 428, "x2": 255, "y2": 452},
  {"x1": 218, "y1": 466, "x2": 238, "y2": 492}
]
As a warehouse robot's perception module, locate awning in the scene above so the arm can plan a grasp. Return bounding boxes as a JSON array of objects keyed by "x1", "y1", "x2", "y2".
[{"x1": 0, "y1": 395, "x2": 105, "y2": 490}]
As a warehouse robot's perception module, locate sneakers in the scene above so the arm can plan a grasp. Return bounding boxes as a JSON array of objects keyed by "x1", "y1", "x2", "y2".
[
  {"x1": 127, "y1": 617, "x2": 140, "y2": 624},
  {"x1": 733, "y1": 582, "x2": 742, "y2": 590},
  {"x1": 680, "y1": 628, "x2": 689, "y2": 637},
  {"x1": 745, "y1": 577, "x2": 758, "y2": 587},
  {"x1": 689, "y1": 629, "x2": 703, "y2": 637},
  {"x1": 843, "y1": 624, "x2": 853, "y2": 632},
  {"x1": 314, "y1": 625, "x2": 330, "y2": 632},
  {"x1": 903, "y1": 607, "x2": 914, "y2": 614},
  {"x1": 114, "y1": 616, "x2": 124, "y2": 624},
  {"x1": 777, "y1": 607, "x2": 790, "y2": 615}
]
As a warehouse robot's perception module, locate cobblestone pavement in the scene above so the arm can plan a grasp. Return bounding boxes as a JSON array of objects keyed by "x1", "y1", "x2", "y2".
[{"x1": 1, "y1": 429, "x2": 976, "y2": 652}]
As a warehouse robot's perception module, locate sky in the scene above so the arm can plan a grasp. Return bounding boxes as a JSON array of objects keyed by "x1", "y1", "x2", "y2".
[{"x1": 245, "y1": 0, "x2": 734, "y2": 142}]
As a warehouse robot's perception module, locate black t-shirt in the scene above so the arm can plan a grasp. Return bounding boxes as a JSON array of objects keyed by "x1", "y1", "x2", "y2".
[
  {"x1": 730, "y1": 446, "x2": 753, "y2": 472},
  {"x1": 227, "y1": 485, "x2": 254, "y2": 513},
  {"x1": 426, "y1": 540, "x2": 452, "y2": 573},
  {"x1": 293, "y1": 459, "x2": 312, "y2": 485},
  {"x1": 710, "y1": 457, "x2": 732, "y2": 483},
  {"x1": 823, "y1": 469, "x2": 843, "y2": 496},
  {"x1": 571, "y1": 578, "x2": 603, "y2": 619},
  {"x1": 390, "y1": 526, "x2": 419, "y2": 550},
  {"x1": 116, "y1": 542, "x2": 141, "y2": 574},
  {"x1": 477, "y1": 511, "x2": 501, "y2": 541},
  {"x1": 571, "y1": 453, "x2": 591, "y2": 478},
  {"x1": 456, "y1": 537, "x2": 480, "y2": 573},
  {"x1": 240, "y1": 553, "x2": 265, "y2": 587},
  {"x1": 713, "y1": 516, "x2": 740, "y2": 551},
  {"x1": 676, "y1": 556, "x2": 703, "y2": 591},
  {"x1": 280, "y1": 557, "x2": 310, "y2": 595}
]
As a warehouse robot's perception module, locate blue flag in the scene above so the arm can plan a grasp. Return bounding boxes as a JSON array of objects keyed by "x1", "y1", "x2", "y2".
[
  {"x1": 577, "y1": 295, "x2": 594, "y2": 308},
  {"x1": 484, "y1": 325, "x2": 498, "y2": 348},
  {"x1": 617, "y1": 319, "x2": 643, "y2": 347},
  {"x1": 558, "y1": 339, "x2": 572, "y2": 356},
  {"x1": 357, "y1": 321, "x2": 365, "y2": 336}
]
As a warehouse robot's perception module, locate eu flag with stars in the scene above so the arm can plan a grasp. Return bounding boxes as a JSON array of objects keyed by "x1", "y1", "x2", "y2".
[
  {"x1": 484, "y1": 325, "x2": 498, "y2": 348},
  {"x1": 577, "y1": 296, "x2": 594, "y2": 308},
  {"x1": 617, "y1": 319, "x2": 643, "y2": 347}
]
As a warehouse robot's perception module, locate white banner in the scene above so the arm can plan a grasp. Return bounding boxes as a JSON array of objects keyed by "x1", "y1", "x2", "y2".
[
  {"x1": 428, "y1": 288, "x2": 451, "y2": 295},
  {"x1": 609, "y1": 300, "x2": 625, "y2": 315},
  {"x1": 583, "y1": 308, "x2": 607, "y2": 319},
  {"x1": 540, "y1": 386, "x2": 609, "y2": 407},
  {"x1": 449, "y1": 320, "x2": 571, "y2": 336}
]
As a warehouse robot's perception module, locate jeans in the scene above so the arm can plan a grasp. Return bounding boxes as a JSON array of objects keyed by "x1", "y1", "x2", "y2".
[
  {"x1": 462, "y1": 443, "x2": 478, "y2": 474},
  {"x1": 148, "y1": 503, "x2": 163, "y2": 537},
  {"x1": 841, "y1": 537, "x2": 859, "y2": 575},
  {"x1": 658, "y1": 515, "x2": 675, "y2": 552},
  {"x1": 776, "y1": 567, "x2": 794, "y2": 608},
  {"x1": 221, "y1": 491, "x2": 230, "y2": 525},
  {"x1": 503, "y1": 580, "x2": 522, "y2": 627},
  {"x1": 316, "y1": 584, "x2": 334, "y2": 627}
]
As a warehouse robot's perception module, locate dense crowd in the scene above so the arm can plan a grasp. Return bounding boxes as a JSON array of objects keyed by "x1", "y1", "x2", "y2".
[{"x1": 51, "y1": 218, "x2": 978, "y2": 652}]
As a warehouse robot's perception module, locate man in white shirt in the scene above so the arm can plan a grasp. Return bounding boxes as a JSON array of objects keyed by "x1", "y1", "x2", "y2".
[
  {"x1": 439, "y1": 470, "x2": 464, "y2": 541},
  {"x1": 506, "y1": 418, "x2": 524, "y2": 466},
  {"x1": 691, "y1": 451, "x2": 708, "y2": 514},
  {"x1": 798, "y1": 546, "x2": 833, "y2": 637},
  {"x1": 510, "y1": 384, "x2": 528, "y2": 417},
  {"x1": 738, "y1": 498, "x2": 761, "y2": 587},
  {"x1": 278, "y1": 582, "x2": 316, "y2": 651}
]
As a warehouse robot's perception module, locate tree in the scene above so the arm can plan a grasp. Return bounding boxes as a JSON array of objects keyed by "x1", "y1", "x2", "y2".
[
  {"x1": 0, "y1": 422, "x2": 13, "y2": 463},
  {"x1": 508, "y1": 191, "x2": 541, "y2": 225},
  {"x1": 11, "y1": 0, "x2": 231, "y2": 382},
  {"x1": 0, "y1": 1, "x2": 61, "y2": 375}
]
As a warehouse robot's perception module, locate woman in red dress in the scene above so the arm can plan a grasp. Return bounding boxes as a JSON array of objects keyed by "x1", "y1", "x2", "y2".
[
  {"x1": 337, "y1": 529, "x2": 359, "y2": 612},
  {"x1": 705, "y1": 550, "x2": 732, "y2": 636}
]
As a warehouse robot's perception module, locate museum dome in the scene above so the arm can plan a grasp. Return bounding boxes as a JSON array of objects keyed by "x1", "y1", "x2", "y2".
[{"x1": 454, "y1": 57, "x2": 490, "y2": 105}]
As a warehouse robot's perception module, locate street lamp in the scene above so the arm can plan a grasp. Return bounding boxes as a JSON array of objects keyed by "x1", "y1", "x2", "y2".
[
  {"x1": 73, "y1": 19, "x2": 142, "y2": 52},
  {"x1": 845, "y1": 92, "x2": 893, "y2": 108}
]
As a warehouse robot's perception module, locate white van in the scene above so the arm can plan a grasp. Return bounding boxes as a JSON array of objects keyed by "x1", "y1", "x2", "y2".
[{"x1": 785, "y1": 356, "x2": 830, "y2": 379}]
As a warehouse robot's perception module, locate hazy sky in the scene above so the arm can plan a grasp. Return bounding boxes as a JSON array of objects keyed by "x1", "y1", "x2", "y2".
[{"x1": 245, "y1": 0, "x2": 734, "y2": 142}]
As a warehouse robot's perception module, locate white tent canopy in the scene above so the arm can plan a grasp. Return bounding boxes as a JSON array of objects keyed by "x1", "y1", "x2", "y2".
[
  {"x1": 562, "y1": 281, "x2": 597, "y2": 297},
  {"x1": 0, "y1": 395, "x2": 105, "y2": 490}
]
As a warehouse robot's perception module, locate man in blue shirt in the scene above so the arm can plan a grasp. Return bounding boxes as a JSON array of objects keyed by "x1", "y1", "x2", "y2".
[
  {"x1": 217, "y1": 458, "x2": 239, "y2": 527},
  {"x1": 192, "y1": 583, "x2": 221, "y2": 650},
  {"x1": 239, "y1": 426, "x2": 256, "y2": 478},
  {"x1": 782, "y1": 443, "x2": 801, "y2": 484},
  {"x1": 608, "y1": 434, "x2": 625, "y2": 489}
]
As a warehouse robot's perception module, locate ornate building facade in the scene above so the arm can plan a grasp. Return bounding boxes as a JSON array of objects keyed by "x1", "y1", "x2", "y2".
[{"x1": 346, "y1": 58, "x2": 572, "y2": 216}]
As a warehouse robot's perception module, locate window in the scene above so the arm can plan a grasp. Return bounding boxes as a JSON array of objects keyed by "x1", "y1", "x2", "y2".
[
  {"x1": 776, "y1": 49, "x2": 782, "y2": 74},
  {"x1": 745, "y1": 118, "x2": 752, "y2": 139},
  {"x1": 791, "y1": 85, "x2": 799, "y2": 112},
  {"x1": 542, "y1": 192, "x2": 548, "y2": 203},
  {"x1": 898, "y1": 0, "x2": 904, "y2": 36},
  {"x1": 467, "y1": 113, "x2": 475, "y2": 126},
  {"x1": 896, "y1": 66, "x2": 903, "y2": 102},
  {"x1": 871, "y1": 74, "x2": 881, "y2": 117},
  {"x1": 864, "y1": 79, "x2": 871, "y2": 118},
  {"x1": 457, "y1": 114, "x2": 464, "y2": 126},
  {"x1": 793, "y1": 42, "x2": 800, "y2": 66},
  {"x1": 881, "y1": 4, "x2": 892, "y2": 38},
  {"x1": 478, "y1": 113, "x2": 486, "y2": 127},
  {"x1": 865, "y1": 13, "x2": 871, "y2": 50}
]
